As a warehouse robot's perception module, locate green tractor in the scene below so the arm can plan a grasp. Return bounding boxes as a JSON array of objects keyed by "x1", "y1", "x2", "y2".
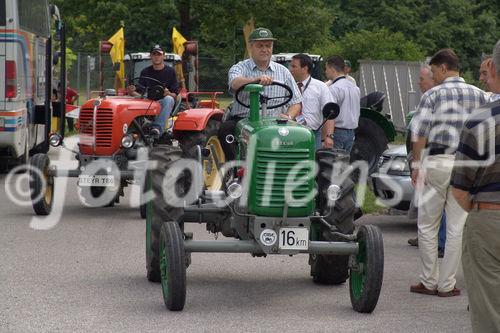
[
  {"x1": 272, "y1": 53, "x2": 396, "y2": 175},
  {"x1": 145, "y1": 82, "x2": 384, "y2": 312}
]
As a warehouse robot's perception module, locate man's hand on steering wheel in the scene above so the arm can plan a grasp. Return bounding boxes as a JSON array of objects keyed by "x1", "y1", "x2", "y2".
[
  {"x1": 129, "y1": 76, "x2": 165, "y2": 100},
  {"x1": 258, "y1": 75, "x2": 273, "y2": 86}
]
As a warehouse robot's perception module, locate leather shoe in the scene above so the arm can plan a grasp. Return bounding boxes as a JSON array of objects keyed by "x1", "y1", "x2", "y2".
[
  {"x1": 408, "y1": 238, "x2": 418, "y2": 247},
  {"x1": 410, "y1": 282, "x2": 437, "y2": 295},
  {"x1": 437, "y1": 287, "x2": 460, "y2": 297}
]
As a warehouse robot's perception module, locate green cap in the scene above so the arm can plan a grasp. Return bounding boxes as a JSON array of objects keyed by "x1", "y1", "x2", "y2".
[{"x1": 248, "y1": 28, "x2": 276, "y2": 42}]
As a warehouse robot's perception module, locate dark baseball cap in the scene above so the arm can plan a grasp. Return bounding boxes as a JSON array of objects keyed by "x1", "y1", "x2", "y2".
[
  {"x1": 248, "y1": 28, "x2": 276, "y2": 42},
  {"x1": 151, "y1": 44, "x2": 164, "y2": 54}
]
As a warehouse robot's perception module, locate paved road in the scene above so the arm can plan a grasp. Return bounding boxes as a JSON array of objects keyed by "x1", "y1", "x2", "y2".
[{"x1": 0, "y1": 149, "x2": 471, "y2": 332}]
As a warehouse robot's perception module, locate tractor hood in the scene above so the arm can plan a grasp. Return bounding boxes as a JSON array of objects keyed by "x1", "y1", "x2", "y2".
[
  {"x1": 237, "y1": 118, "x2": 316, "y2": 217},
  {"x1": 79, "y1": 97, "x2": 161, "y2": 156},
  {"x1": 237, "y1": 118, "x2": 315, "y2": 151}
]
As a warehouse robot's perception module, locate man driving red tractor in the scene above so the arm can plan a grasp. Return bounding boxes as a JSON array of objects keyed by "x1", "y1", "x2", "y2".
[{"x1": 127, "y1": 44, "x2": 179, "y2": 137}]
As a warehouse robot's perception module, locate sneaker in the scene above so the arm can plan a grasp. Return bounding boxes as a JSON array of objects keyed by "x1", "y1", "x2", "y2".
[{"x1": 408, "y1": 238, "x2": 418, "y2": 247}]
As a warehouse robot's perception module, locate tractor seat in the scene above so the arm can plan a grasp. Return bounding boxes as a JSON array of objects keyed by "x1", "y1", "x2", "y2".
[{"x1": 360, "y1": 91, "x2": 385, "y2": 112}]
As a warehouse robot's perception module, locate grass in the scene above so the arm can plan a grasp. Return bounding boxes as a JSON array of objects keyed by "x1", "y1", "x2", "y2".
[
  {"x1": 392, "y1": 132, "x2": 407, "y2": 145},
  {"x1": 356, "y1": 184, "x2": 388, "y2": 215}
]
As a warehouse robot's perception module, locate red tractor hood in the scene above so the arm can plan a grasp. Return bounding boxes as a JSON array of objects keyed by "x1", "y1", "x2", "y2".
[{"x1": 79, "y1": 97, "x2": 161, "y2": 155}]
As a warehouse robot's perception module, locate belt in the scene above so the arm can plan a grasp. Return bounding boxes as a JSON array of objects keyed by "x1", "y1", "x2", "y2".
[
  {"x1": 427, "y1": 144, "x2": 453, "y2": 156},
  {"x1": 335, "y1": 127, "x2": 355, "y2": 131},
  {"x1": 473, "y1": 202, "x2": 500, "y2": 210}
]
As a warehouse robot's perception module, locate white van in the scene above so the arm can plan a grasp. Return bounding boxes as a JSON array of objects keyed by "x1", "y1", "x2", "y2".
[{"x1": 0, "y1": 0, "x2": 62, "y2": 167}]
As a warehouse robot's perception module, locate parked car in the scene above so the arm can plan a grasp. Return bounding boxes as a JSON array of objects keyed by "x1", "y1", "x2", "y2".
[{"x1": 370, "y1": 145, "x2": 414, "y2": 211}]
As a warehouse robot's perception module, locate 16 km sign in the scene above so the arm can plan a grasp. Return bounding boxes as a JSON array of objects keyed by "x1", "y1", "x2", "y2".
[{"x1": 279, "y1": 227, "x2": 308, "y2": 250}]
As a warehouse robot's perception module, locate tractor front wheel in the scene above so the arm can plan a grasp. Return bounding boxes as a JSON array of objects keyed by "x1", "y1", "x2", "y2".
[
  {"x1": 349, "y1": 224, "x2": 384, "y2": 313},
  {"x1": 146, "y1": 144, "x2": 186, "y2": 282},
  {"x1": 159, "y1": 221, "x2": 186, "y2": 311}
]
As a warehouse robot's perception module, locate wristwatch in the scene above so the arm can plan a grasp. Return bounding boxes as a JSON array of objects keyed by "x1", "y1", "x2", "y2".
[{"x1": 327, "y1": 133, "x2": 335, "y2": 140}]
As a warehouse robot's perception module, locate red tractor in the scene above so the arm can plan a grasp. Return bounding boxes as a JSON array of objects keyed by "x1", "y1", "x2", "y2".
[{"x1": 29, "y1": 85, "x2": 225, "y2": 216}]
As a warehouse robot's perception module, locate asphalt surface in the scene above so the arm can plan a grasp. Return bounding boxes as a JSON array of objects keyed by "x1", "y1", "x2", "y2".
[{"x1": 0, "y1": 143, "x2": 471, "y2": 333}]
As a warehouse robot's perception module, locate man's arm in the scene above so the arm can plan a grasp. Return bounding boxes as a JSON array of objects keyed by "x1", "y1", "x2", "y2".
[
  {"x1": 451, "y1": 187, "x2": 472, "y2": 212},
  {"x1": 411, "y1": 136, "x2": 427, "y2": 185},
  {"x1": 322, "y1": 119, "x2": 335, "y2": 148},
  {"x1": 164, "y1": 67, "x2": 179, "y2": 98},
  {"x1": 286, "y1": 103, "x2": 302, "y2": 119}
]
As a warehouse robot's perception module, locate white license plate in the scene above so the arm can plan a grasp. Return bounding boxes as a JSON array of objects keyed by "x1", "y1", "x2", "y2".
[
  {"x1": 78, "y1": 175, "x2": 115, "y2": 187},
  {"x1": 278, "y1": 227, "x2": 309, "y2": 250}
]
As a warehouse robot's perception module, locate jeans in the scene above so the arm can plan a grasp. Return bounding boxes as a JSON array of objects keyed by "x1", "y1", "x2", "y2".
[
  {"x1": 333, "y1": 128, "x2": 355, "y2": 153},
  {"x1": 438, "y1": 213, "x2": 446, "y2": 249},
  {"x1": 154, "y1": 96, "x2": 175, "y2": 134},
  {"x1": 313, "y1": 129, "x2": 322, "y2": 149}
]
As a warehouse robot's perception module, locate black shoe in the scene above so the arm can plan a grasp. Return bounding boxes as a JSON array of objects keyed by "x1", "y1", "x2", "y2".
[
  {"x1": 408, "y1": 238, "x2": 418, "y2": 247},
  {"x1": 438, "y1": 247, "x2": 445, "y2": 258}
]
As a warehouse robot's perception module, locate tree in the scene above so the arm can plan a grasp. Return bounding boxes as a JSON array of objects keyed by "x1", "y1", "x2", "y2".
[{"x1": 312, "y1": 28, "x2": 424, "y2": 71}]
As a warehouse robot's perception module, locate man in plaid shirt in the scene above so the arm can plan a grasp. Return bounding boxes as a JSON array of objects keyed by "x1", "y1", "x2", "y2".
[{"x1": 409, "y1": 48, "x2": 488, "y2": 297}]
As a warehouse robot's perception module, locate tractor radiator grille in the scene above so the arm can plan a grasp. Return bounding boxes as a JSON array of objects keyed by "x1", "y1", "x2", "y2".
[
  {"x1": 79, "y1": 108, "x2": 114, "y2": 148},
  {"x1": 255, "y1": 148, "x2": 312, "y2": 208}
]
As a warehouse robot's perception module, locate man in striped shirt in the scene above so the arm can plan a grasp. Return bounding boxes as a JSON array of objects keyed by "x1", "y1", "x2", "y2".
[
  {"x1": 218, "y1": 28, "x2": 302, "y2": 160},
  {"x1": 451, "y1": 40, "x2": 500, "y2": 332},
  {"x1": 409, "y1": 48, "x2": 488, "y2": 297}
]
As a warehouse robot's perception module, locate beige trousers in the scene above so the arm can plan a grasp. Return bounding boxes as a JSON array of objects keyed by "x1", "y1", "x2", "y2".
[
  {"x1": 462, "y1": 210, "x2": 500, "y2": 333},
  {"x1": 416, "y1": 154, "x2": 468, "y2": 292}
]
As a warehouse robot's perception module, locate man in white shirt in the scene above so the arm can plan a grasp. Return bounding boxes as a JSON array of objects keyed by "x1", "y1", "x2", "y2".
[
  {"x1": 344, "y1": 59, "x2": 357, "y2": 86},
  {"x1": 324, "y1": 55, "x2": 360, "y2": 152},
  {"x1": 289, "y1": 53, "x2": 334, "y2": 148}
]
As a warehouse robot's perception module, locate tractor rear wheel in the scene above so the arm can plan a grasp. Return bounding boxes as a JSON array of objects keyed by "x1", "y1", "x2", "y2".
[
  {"x1": 349, "y1": 224, "x2": 384, "y2": 313},
  {"x1": 159, "y1": 221, "x2": 186, "y2": 311},
  {"x1": 351, "y1": 117, "x2": 388, "y2": 177},
  {"x1": 310, "y1": 149, "x2": 355, "y2": 285},
  {"x1": 30, "y1": 153, "x2": 54, "y2": 215},
  {"x1": 177, "y1": 119, "x2": 225, "y2": 191},
  {"x1": 146, "y1": 144, "x2": 186, "y2": 282}
]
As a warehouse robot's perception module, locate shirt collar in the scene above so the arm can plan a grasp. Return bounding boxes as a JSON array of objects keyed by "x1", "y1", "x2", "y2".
[
  {"x1": 250, "y1": 58, "x2": 275, "y2": 72},
  {"x1": 301, "y1": 75, "x2": 311, "y2": 86},
  {"x1": 443, "y1": 76, "x2": 465, "y2": 84}
]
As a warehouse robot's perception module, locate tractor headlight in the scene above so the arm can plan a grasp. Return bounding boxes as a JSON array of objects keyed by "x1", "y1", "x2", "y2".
[
  {"x1": 227, "y1": 182, "x2": 243, "y2": 199},
  {"x1": 327, "y1": 184, "x2": 342, "y2": 201},
  {"x1": 49, "y1": 133, "x2": 62, "y2": 147},
  {"x1": 121, "y1": 134, "x2": 135, "y2": 149}
]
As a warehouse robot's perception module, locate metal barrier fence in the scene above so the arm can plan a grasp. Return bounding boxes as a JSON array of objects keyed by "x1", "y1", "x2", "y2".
[
  {"x1": 359, "y1": 60, "x2": 424, "y2": 131},
  {"x1": 66, "y1": 53, "x2": 234, "y2": 104}
]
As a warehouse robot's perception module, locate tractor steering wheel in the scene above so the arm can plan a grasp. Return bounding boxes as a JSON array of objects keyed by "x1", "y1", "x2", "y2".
[
  {"x1": 234, "y1": 81, "x2": 293, "y2": 109},
  {"x1": 130, "y1": 76, "x2": 165, "y2": 100}
]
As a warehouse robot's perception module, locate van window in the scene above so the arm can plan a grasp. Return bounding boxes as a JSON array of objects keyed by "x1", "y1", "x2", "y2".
[
  {"x1": 18, "y1": 0, "x2": 49, "y2": 37},
  {"x1": 0, "y1": 0, "x2": 6, "y2": 26}
]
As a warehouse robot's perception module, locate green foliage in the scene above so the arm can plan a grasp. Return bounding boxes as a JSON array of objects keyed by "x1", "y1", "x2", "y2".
[
  {"x1": 56, "y1": 0, "x2": 499, "y2": 78},
  {"x1": 312, "y1": 28, "x2": 424, "y2": 71},
  {"x1": 327, "y1": 0, "x2": 498, "y2": 78},
  {"x1": 53, "y1": 0, "x2": 178, "y2": 52}
]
